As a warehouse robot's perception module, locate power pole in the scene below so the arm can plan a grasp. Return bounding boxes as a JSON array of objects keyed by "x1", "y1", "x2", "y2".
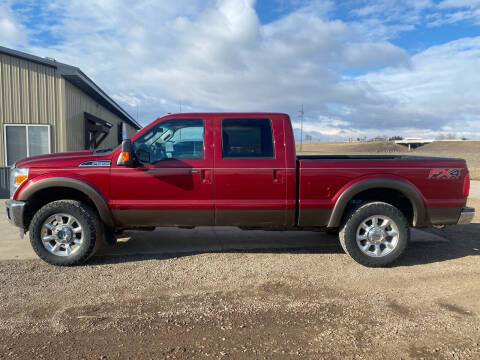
[{"x1": 299, "y1": 104, "x2": 304, "y2": 152}]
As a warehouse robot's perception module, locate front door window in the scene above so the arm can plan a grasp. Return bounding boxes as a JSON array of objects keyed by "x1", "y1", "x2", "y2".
[{"x1": 133, "y1": 119, "x2": 204, "y2": 163}]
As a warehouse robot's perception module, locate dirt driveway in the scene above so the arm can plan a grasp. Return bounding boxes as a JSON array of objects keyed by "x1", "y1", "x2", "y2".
[{"x1": 0, "y1": 184, "x2": 478, "y2": 359}]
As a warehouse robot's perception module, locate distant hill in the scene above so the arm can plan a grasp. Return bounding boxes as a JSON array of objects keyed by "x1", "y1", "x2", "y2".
[
  {"x1": 413, "y1": 140, "x2": 480, "y2": 154},
  {"x1": 297, "y1": 141, "x2": 406, "y2": 154}
]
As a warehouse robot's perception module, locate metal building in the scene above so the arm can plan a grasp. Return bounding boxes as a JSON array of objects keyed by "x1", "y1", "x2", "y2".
[{"x1": 0, "y1": 46, "x2": 141, "y2": 169}]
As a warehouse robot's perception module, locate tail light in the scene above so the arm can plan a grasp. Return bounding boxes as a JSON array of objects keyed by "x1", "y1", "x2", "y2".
[{"x1": 463, "y1": 172, "x2": 470, "y2": 197}]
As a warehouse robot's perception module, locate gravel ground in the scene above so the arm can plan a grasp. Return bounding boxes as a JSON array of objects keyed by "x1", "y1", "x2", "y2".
[{"x1": 0, "y1": 198, "x2": 478, "y2": 359}]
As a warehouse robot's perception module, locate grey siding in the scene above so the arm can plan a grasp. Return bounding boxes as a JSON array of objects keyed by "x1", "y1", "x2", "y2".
[
  {"x1": 0, "y1": 53, "x2": 66, "y2": 166},
  {"x1": 126, "y1": 124, "x2": 138, "y2": 139},
  {"x1": 0, "y1": 49, "x2": 138, "y2": 167},
  {"x1": 64, "y1": 81, "x2": 137, "y2": 151}
]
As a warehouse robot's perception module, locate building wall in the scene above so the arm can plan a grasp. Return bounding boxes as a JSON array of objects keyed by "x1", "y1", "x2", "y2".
[
  {"x1": 0, "y1": 51, "x2": 138, "y2": 167},
  {"x1": 126, "y1": 123, "x2": 138, "y2": 139},
  {"x1": 64, "y1": 80, "x2": 137, "y2": 151},
  {"x1": 0, "y1": 52, "x2": 66, "y2": 166}
]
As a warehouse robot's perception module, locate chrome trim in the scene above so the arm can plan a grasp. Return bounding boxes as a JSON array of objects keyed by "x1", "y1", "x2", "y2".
[
  {"x1": 79, "y1": 160, "x2": 111, "y2": 167},
  {"x1": 457, "y1": 207, "x2": 475, "y2": 225},
  {"x1": 5, "y1": 200, "x2": 26, "y2": 228}
]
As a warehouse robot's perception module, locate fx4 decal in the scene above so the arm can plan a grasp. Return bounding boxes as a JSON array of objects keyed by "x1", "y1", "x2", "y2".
[{"x1": 428, "y1": 168, "x2": 461, "y2": 180}]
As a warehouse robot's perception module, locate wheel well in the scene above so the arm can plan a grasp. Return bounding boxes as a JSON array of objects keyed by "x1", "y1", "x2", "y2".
[
  {"x1": 23, "y1": 187, "x2": 99, "y2": 229},
  {"x1": 349, "y1": 188, "x2": 414, "y2": 225}
]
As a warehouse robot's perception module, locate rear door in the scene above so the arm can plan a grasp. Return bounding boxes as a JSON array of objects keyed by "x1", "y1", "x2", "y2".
[{"x1": 213, "y1": 115, "x2": 288, "y2": 227}]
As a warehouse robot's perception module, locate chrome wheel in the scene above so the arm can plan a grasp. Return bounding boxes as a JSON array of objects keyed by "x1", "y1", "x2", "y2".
[
  {"x1": 356, "y1": 215, "x2": 399, "y2": 258},
  {"x1": 40, "y1": 213, "x2": 84, "y2": 257}
]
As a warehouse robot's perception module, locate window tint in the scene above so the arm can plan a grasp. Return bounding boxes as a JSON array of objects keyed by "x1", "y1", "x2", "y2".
[
  {"x1": 133, "y1": 119, "x2": 204, "y2": 163},
  {"x1": 222, "y1": 118, "x2": 274, "y2": 159}
]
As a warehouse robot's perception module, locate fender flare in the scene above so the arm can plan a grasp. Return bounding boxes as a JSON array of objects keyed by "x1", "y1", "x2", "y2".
[
  {"x1": 327, "y1": 177, "x2": 426, "y2": 228},
  {"x1": 18, "y1": 177, "x2": 115, "y2": 227}
]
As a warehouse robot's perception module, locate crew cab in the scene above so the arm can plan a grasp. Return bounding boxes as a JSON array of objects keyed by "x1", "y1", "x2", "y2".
[{"x1": 5, "y1": 113, "x2": 475, "y2": 267}]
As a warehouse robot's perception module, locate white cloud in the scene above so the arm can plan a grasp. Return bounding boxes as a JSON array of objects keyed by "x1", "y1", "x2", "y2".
[
  {"x1": 438, "y1": 0, "x2": 480, "y2": 8},
  {"x1": 0, "y1": 3, "x2": 27, "y2": 47},
  {"x1": 429, "y1": 0, "x2": 480, "y2": 26},
  {"x1": 4, "y1": 0, "x2": 480, "y2": 140},
  {"x1": 356, "y1": 37, "x2": 480, "y2": 138}
]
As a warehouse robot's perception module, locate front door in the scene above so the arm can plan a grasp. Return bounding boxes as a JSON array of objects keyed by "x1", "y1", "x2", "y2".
[
  {"x1": 110, "y1": 117, "x2": 214, "y2": 227},
  {"x1": 213, "y1": 115, "x2": 288, "y2": 227}
]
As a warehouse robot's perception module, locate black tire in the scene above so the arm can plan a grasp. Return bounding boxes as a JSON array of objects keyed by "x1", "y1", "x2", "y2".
[
  {"x1": 339, "y1": 201, "x2": 409, "y2": 267},
  {"x1": 29, "y1": 200, "x2": 101, "y2": 266}
]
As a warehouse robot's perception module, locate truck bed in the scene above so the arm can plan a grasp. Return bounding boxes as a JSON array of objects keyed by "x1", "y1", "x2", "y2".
[{"x1": 296, "y1": 154, "x2": 468, "y2": 228}]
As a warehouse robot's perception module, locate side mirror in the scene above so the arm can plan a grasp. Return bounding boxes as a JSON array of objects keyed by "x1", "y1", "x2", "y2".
[
  {"x1": 136, "y1": 148, "x2": 150, "y2": 164},
  {"x1": 117, "y1": 139, "x2": 135, "y2": 166}
]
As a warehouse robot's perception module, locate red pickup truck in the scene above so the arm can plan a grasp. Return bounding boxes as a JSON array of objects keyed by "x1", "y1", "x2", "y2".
[{"x1": 6, "y1": 113, "x2": 475, "y2": 267}]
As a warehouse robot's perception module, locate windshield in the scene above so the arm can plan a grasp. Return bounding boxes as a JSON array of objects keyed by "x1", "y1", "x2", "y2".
[{"x1": 133, "y1": 119, "x2": 204, "y2": 163}]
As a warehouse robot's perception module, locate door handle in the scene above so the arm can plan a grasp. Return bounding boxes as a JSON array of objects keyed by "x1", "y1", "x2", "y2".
[
  {"x1": 190, "y1": 169, "x2": 212, "y2": 184},
  {"x1": 201, "y1": 169, "x2": 212, "y2": 184},
  {"x1": 273, "y1": 169, "x2": 283, "y2": 184}
]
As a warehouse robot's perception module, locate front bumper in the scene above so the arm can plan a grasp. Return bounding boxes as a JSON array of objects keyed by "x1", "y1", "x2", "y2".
[
  {"x1": 5, "y1": 200, "x2": 26, "y2": 229},
  {"x1": 457, "y1": 207, "x2": 475, "y2": 225}
]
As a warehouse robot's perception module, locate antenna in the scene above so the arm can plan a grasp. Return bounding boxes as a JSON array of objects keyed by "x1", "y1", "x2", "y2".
[{"x1": 299, "y1": 104, "x2": 304, "y2": 152}]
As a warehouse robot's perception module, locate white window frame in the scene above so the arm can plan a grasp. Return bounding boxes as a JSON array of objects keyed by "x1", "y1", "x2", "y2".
[{"x1": 3, "y1": 124, "x2": 51, "y2": 166}]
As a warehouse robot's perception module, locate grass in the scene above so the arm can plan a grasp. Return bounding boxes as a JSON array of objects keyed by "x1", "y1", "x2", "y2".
[{"x1": 296, "y1": 140, "x2": 480, "y2": 180}]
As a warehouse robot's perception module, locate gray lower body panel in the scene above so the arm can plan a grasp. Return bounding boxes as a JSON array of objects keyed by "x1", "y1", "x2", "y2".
[
  {"x1": 113, "y1": 209, "x2": 214, "y2": 227},
  {"x1": 297, "y1": 208, "x2": 332, "y2": 227},
  {"x1": 215, "y1": 209, "x2": 294, "y2": 227},
  {"x1": 427, "y1": 207, "x2": 462, "y2": 225},
  {"x1": 113, "y1": 209, "x2": 295, "y2": 228}
]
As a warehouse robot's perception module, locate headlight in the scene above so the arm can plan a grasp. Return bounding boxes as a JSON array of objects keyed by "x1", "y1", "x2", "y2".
[{"x1": 10, "y1": 167, "x2": 29, "y2": 199}]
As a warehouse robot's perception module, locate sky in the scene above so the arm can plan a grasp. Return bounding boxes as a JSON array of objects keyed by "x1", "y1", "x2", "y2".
[{"x1": 1, "y1": 0, "x2": 480, "y2": 141}]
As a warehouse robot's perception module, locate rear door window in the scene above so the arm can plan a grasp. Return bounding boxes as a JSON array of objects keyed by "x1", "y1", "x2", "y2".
[{"x1": 221, "y1": 118, "x2": 274, "y2": 159}]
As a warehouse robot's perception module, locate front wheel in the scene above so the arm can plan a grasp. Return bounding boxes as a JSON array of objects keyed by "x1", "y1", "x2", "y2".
[
  {"x1": 339, "y1": 201, "x2": 409, "y2": 267},
  {"x1": 29, "y1": 200, "x2": 100, "y2": 266}
]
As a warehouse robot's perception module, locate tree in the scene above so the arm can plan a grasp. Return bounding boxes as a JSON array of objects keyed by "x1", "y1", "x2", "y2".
[{"x1": 389, "y1": 136, "x2": 403, "y2": 141}]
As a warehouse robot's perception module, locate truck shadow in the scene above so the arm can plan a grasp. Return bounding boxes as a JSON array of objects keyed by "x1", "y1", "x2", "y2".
[
  {"x1": 93, "y1": 228, "x2": 343, "y2": 264},
  {"x1": 92, "y1": 223, "x2": 479, "y2": 267},
  {"x1": 392, "y1": 223, "x2": 480, "y2": 267}
]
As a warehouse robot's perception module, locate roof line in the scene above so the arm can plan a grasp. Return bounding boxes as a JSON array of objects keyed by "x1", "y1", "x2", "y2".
[{"x1": 0, "y1": 46, "x2": 141, "y2": 130}]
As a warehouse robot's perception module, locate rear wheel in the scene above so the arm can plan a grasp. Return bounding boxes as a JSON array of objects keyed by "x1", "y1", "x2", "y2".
[
  {"x1": 29, "y1": 200, "x2": 100, "y2": 266},
  {"x1": 339, "y1": 201, "x2": 409, "y2": 267}
]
